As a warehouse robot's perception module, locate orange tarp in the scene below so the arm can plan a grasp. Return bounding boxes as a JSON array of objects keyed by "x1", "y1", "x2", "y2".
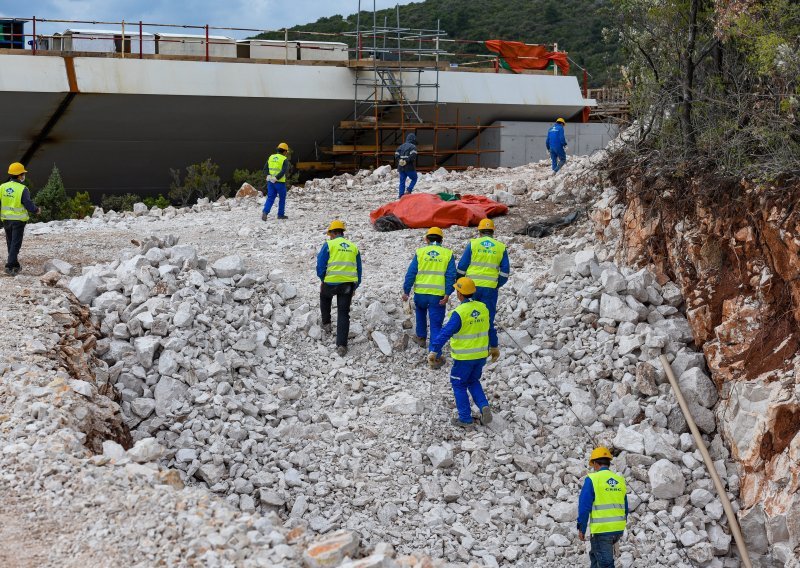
[
  {"x1": 485, "y1": 40, "x2": 570, "y2": 75},
  {"x1": 369, "y1": 193, "x2": 508, "y2": 229}
]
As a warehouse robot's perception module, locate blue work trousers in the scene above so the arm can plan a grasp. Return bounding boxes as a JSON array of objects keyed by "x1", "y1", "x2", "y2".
[
  {"x1": 398, "y1": 170, "x2": 417, "y2": 198},
  {"x1": 414, "y1": 293, "x2": 446, "y2": 340},
  {"x1": 550, "y1": 148, "x2": 567, "y2": 172},
  {"x1": 589, "y1": 532, "x2": 621, "y2": 568},
  {"x1": 450, "y1": 359, "x2": 489, "y2": 423},
  {"x1": 263, "y1": 181, "x2": 287, "y2": 216},
  {"x1": 473, "y1": 286, "x2": 499, "y2": 347}
]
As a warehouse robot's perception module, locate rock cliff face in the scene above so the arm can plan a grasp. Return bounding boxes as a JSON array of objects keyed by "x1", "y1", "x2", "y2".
[{"x1": 596, "y1": 173, "x2": 800, "y2": 564}]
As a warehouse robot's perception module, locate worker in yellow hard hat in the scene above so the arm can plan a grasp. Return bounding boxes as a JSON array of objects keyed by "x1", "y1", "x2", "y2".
[
  {"x1": 546, "y1": 118, "x2": 568, "y2": 172},
  {"x1": 262, "y1": 142, "x2": 291, "y2": 221},
  {"x1": 428, "y1": 276, "x2": 493, "y2": 428},
  {"x1": 456, "y1": 218, "x2": 509, "y2": 363},
  {"x1": 402, "y1": 227, "x2": 457, "y2": 347},
  {"x1": 577, "y1": 447, "x2": 628, "y2": 566},
  {"x1": 1, "y1": 162, "x2": 40, "y2": 276},
  {"x1": 317, "y1": 220, "x2": 362, "y2": 357}
]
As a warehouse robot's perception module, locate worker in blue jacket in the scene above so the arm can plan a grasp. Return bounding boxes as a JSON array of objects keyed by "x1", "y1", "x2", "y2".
[
  {"x1": 262, "y1": 142, "x2": 291, "y2": 221},
  {"x1": 545, "y1": 118, "x2": 568, "y2": 172},
  {"x1": 577, "y1": 447, "x2": 629, "y2": 568},
  {"x1": 394, "y1": 133, "x2": 418, "y2": 198},
  {"x1": 402, "y1": 227, "x2": 457, "y2": 347}
]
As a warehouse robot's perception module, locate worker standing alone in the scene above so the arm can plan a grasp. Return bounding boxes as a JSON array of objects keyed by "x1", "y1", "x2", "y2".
[
  {"x1": 457, "y1": 218, "x2": 509, "y2": 363},
  {"x1": 394, "y1": 133, "x2": 418, "y2": 199},
  {"x1": 262, "y1": 142, "x2": 291, "y2": 221},
  {"x1": 577, "y1": 447, "x2": 629, "y2": 568},
  {"x1": 317, "y1": 220, "x2": 362, "y2": 357},
  {"x1": 1, "y1": 162, "x2": 40, "y2": 276},
  {"x1": 428, "y1": 277, "x2": 493, "y2": 428},
  {"x1": 402, "y1": 227, "x2": 457, "y2": 347},
  {"x1": 546, "y1": 118, "x2": 568, "y2": 172}
]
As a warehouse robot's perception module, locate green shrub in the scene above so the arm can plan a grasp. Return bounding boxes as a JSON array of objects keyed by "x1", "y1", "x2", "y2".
[
  {"x1": 101, "y1": 193, "x2": 141, "y2": 212},
  {"x1": 232, "y1": 168, "x2": 265, "y2": 191},
  {"x1": 34, "y1": 165, "x2": 69, "y2": 222},
  {"x1": 169, "y1": 159, "x2": 229, "y2": 206},
  {"x1": 66, "y1": 191, "x2": 95, "y2": 219},
  {"x1": 143, "y1": 195, "x2": 171, "y2": 209}
]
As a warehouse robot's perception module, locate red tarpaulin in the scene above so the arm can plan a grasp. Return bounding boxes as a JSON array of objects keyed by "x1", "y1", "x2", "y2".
[
  {"x1": 485, "y1": 40, "x2": 570, "y2": 75},
  {"x1": 369, "y1": 194, "x2": 508, "y2": 229}
]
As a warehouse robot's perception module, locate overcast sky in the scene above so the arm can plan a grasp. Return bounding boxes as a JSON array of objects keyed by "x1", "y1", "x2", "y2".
[{"x1": 0, "y1": 0, "x2": 418, "y2": 39}]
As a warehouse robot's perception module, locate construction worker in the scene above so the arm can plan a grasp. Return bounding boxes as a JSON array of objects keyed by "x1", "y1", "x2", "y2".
[
  {"x1": 402, "y1": 227, "x2": 457, "y2": 347},
  {"x1": 577, "y1": 447, "x2": 629, "y2": 568},
  {"x1": 1, "y1": 162, "x2": 39, "y2": 276},
  {"x1": 428, "y1": 277, "x2": 493, "y2": 428},
  {"x1": 394, "y1": 133, "x2": 418, "y2": 199},
  {"x1": 262, "y1": 142, "x2": 291, "y2": 221},
  {"x1": 545, "y1": 117, "x2": 568, "y2": 172},
  {"x1": 317, "y1": 220, "x2": 362, "y2": 357},
  {"x1": 456, "y1": 218, "x2": 509, "y2": 363}
]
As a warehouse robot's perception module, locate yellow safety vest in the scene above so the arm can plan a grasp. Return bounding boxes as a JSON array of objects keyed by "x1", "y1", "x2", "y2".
[
  {"x1": 267, "y1": 153, "x2": 288, "y2": 183},
  {"x1": 587, "y1": 469, "x2": 627, "y2": 534},
  {"x1": 465, "y1": 236, "x2": 507, "y2": 289},
  {"x1": 449, "y1": 300, "x2": 490, "y2": 360},
  {"x1": 414, "y1": 244, "x2": 453, "y2": 296},
  {"x1": 0, "y1": 181, "x2": 30, "y2": 222},
  {"x1": 324, "y1": 237, "x2": 359, "y2": 284}
]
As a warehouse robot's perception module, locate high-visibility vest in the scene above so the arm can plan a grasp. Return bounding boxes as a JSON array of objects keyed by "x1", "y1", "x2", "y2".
[
  {"x1": 587, "y1": 469, "x2": 627, "y2": 534},
  {"x1": 414, "y1": 244, "x2": 453, "y2": 296},
  {"x1": 324, "y1": 237, "x2": 359, "y2": 284},
  {"x1": 267, "y1": 153, "x2": 288, "y2": 183},
  {"x1": 449, "y1": 300, "x2": 490, "y2": 360},
  {"x1": 465, "y1": 236, "x2": 507, "y2": 289},
  {"x1": 0, "y1": 181, "x2": 30, "y2": 222}
]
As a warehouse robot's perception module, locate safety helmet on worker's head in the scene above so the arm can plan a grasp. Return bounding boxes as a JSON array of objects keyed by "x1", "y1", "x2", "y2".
[
  {"x1": 327, "y1": 220, "x2": 346, "y2": 232},
  {"x1": 589, "y1": 447, "x2": 613, "y2": 464},
  {"x1": 8, "y1": 162, "x2": 27, "y2": 176},
  {"x1": 277, "y1": 142, "x2": 290, "y2": 152},
  {"x1": 477, "y1": 218, "x2": 495, "y2": 232},
  {"x1": 454, "y1": 277, "x2": 477, "y2": 296},
  {"x1": 426, "y1": 227, "x2": 444, "y2": 239},
  {"x1": 556, "y1": 118, "x2": 566, "y2": 124}
]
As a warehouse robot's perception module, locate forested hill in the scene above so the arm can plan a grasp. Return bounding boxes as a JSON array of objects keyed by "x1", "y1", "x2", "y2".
[{"x1": 254, "y1": 0, "x2": 621, "y2": 87}]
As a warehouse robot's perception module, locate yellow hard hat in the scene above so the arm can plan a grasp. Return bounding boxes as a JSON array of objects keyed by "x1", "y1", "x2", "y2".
[
  {"x1": 454, "y1": 277, "x2": 477, "y2": 295},
  {"x1": 556, "y1": 118, "x2": 566, "y2": 124},
  {"x1": 278, "y1": 142, "x2": 290, "y2": 151},
  {"x1": 327, "y1": 220, "x2": 346, "y2": 232},
  {"x1": 8, "y1": 162, "x2": 27, "y2": 176},
  {"x1": 589, "y1": 447, "x2": 613, "y2": 463},
  {"x1": 426, "y1": 227, "x2": 444, "y2": 238},
  {"x1": 478, "y1": 218, "x2": 495, "y2": 231}
]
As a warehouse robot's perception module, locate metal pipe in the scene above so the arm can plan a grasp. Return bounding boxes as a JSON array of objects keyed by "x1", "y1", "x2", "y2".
[
  {"x1": 139, "y1": 21, "x2": 143, "y2": 59},
  {"x1": 121, "y1": 20, "x2": 125, "y2": 58},
  {"x1": 32, "y1": 16, "x2": 36, "y2": 55},
  {"x1": 284, "y1": 28, "x2": 288, "y2": 65},
  {"x1": 659, "y1": 355, "x2": 753, "y2": 568},
  {"x1": 205, "y1": 24, "x2": 209, "y2": 61}
]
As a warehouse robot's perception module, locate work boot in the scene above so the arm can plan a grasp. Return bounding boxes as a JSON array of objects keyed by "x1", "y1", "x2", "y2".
[
  {"x1": 479, "y1": 405, "x2": 493, "y2": 425},
  {"x1": 3, "y1": 267, "x2": 12, "y2": 276},
  {"x1": 336, "y1": 346, "x2": 348, "y2": 357},
  {"x1": 451, "y1": 417, "x2": 473, "y2": 429},
  {"x1": 411, "y1": 335, "x2": 427, "y2": 348},
  {"x1": 261, "y1": 212, "x2": 268, "y2": 222},
  {"x1": 10, "y1": 266, "x2": 20, "y2": 276},
  {"x1": 322, "y1": 323, "x2": 332, "y2": 333},
  {"x1": 278, "y1": 215, "x2": 288, "y2": 220}
]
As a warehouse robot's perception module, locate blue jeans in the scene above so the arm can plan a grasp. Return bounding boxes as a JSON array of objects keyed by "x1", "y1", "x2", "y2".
[
  {"x1": 414, "y1": 293, "x2": 446, "y2": 340},
  {"x1": 450, "y1": 359, "x2": 489, "y2": 423},
  {"x1": 472, "y1": 286, "x2": 499, "y2": 347},
  {"x1": 398, "y1": 170, "x2": 417, "y2": 198},
  {"x1": 550, "y1": 148, "x2": 567, "y2": 172},
  {"x1": 263, "y1": 181, "x2": 287, "y2": 216},
  {"x1": 589, "y1": 532, "x2": 621, "y2": 568}
]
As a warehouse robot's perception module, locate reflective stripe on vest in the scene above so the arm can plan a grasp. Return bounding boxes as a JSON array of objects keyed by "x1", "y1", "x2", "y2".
[
  {"x1": 449, "y1": 300, "x2": 490, "y2": 361},
  {"x1": 414, "y1": 244, "x2": 453, "y2": 296},
  {"x1": 0, "y1": 181, "x2": 29, "y2": 222},
  {"x1": 324, "y1": 237, "x2": 359, "y2": 284},
  {"x1": 268, "y1": 153, "x2": 288, "y2": 182},
  {"x1": 587, "y1": 469, "x2": 627, "y2": 534},
  {"x1": 465, "y1": 237, "x2": 506, "y2": 289}
]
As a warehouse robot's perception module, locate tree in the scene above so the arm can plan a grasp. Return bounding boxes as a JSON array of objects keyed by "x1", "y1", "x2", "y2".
[
  {"x1": 34, "y1": 165, "x2": 69, "y2": 222},
  {"x1": 169, "y1": 159, "x2": 230, "y2": 206}
]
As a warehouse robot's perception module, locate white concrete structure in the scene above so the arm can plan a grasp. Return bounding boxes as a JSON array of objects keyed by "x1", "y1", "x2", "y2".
[
  {"x1": 155, "y1": 33, "x2": 236, "y2": 58},
  {"x1": 54, "y1": 29, "x2": 155, "y2": 54},
  {"x1": 298, "y1": 41, "x2": 348, "y2": 62},
  {"x1": 243, "y1": 40, "x2": 298, "y2": 61}
]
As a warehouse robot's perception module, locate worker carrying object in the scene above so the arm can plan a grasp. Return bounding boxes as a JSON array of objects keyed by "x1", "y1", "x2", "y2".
[
  {"x1": 456, "y1": 218, "x2": 509, "y2": 362},
  {"x1": 577, "y1": 447, "x2": 629, "y2": 568},
  {"x1": 262, "y1": 142, "x2": 291, "y2": 221},
  {"x1": 317, "y1": 220, "x2": 362, "y2": 357},
  {"x1": 402, "y1": 227, "x2": 457, "y2": 348},
  {"x1": 394, "y1": 133, "x2": 418, "y2": 199},
  {"x1": 428, "y1": 277, "x2": 493, "y2": 428},
  {"x1": 1, "y1": 162, "x2": 40, "y2": 276},
  {"x1": 545, "y1": 118, "x2": 568, "y2": 172}
]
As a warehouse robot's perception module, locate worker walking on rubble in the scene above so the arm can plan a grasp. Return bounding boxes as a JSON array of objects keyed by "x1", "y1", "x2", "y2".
[
  {"x1": 262, "y1": 142, "x2": 291, "y2": 221},
  {"x1": 317, "y1": 220, "x2": 362, "y2": 357},
  {"x1": 1, "y1": 162, "x2": 39, "y2": 276},
  {"x1": 394, "y1": 133, "x2": 418, "y2": 199},
  {"x1": 402, "y1": 227, "x2": 457, "y2": 347},
  {"x1": 546, "y1": 117, "x2": 568, "y2": 172},
  {"x1": 577, "y1": 447, "x2": 629, "y2": 568},
  {"x1": 428, "y1": 277, "x2": 493, "y2": 428},
  {"x1": 456, "y1": 218, "x2": 509, "y2": 363}
]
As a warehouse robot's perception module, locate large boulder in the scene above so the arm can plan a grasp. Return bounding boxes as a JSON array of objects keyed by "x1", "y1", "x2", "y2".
[
  {"x1": 153, "y1": 376, "x2": 188, "y2": 417},
  {"x1": 211, "y1": 255, "x2": 245, "y2": 278},
  {"x1": 648, "y1": 459, "x2": 686, "y2": 499},
  {"x1": 679, "y1": 367, "x2": 718, "y2": 408},
  {"x1": 68, "y1": 272, "x2": 103, "y2": 304}
]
